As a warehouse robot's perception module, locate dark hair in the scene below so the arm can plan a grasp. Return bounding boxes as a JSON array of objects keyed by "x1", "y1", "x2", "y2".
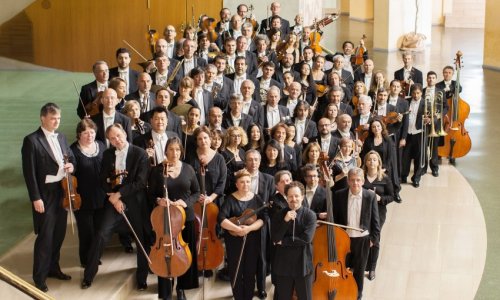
[
  {"x1": 189, "y1": 67, "x2": 205, "y2": 78},
  {"x1": 115, "y1": 47, "x2": 130, "y2": 58},
  {"x1": 410, "y1": 83, "x2": 423, "y2": 93},
  {"x1": 193, "y1": 126, "x2": 212, "y2": 141},
  {"x1": 261, "y1": 61, "x2": 275, "y2": 69},
  {"x1": 105, "y1": 123, "x2": 126, "y2": 138},
  {"x1": 40, "y1": 102, "x2": 60, "y2": 117},
  {"x1": 108, "y1": 77, "x2": 126, "y2": 90},
  {"x1": 293, "y1": 100, "x2": 310, "y2": 117},
  {"x1": 151, "y1": 106, "x2": 169, "y2": 119},
  {"x1": 76, "y1": 118, "x2": 98, "y2": 140},
  {"x1": 301, "y1": 163, "x2": 319, "y2": 178},
  {"x1": 284, "y1": 181, "x2": 305, "y2": 196},
  {"x1": 262, "y1": 139, "x2": 284, "y2": 168},
  {"x1": 245, "y1": 123, "x2": 265, "y2": 152},
  {"x1": 427, "y1": 70, "x2": 437, "y2": 78},
  {"x1": 342, "y1": 41, "x2": 354, "y2": 49},
  {"x1": 367, "y1": 117, "x2": 389, "y2": 139}
]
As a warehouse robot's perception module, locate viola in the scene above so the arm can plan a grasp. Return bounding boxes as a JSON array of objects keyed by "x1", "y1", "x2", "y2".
[
  {"x1": 312, "y1": 154, "x2": 358, "y2": 299},
  {"x1": 193, "y1": 165, "x2": 224, "y2": 271},
  {"x1": 438, "y1": 51, "x2": 471, "y2": 159},
  {"x1": 107, "y1": 169, "x2": 128, "y2": 191},
  {"x1": 355, "y1": 124, "x2": 369, "y2": 143},
  {"x1": 227, "y1": 203, "x2": 269, "y2": 236},
  {"x1": 351, "y1": 34, "x2": 367, "y2": 66},
  {"x1": 84, "y1": 91, "x2": 103, "y2": 117},
  {"x1": 149, "y1": 163, "x2": 192, "y2": 278},
  {"x1": 61, "y1": 154, "x2": 81, "y2": 211}
]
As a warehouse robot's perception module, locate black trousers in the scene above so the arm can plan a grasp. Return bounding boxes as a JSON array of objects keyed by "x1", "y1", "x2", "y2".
[
  {"x1": 226, "y1": 231, "x2": 260, "y2": 300},
  {"x1": 74, "y1": 208, "x2": 104, "y2": 266},
  {"x1": 347, "y1": 236, "x2": 371, "y2": 299},
  {"x1": 366, "y1": 205, "x2": 387, "y2": 271},
  {"x1": 33, "y1": 183, "x2": 67, "y2": 285},
  {"x1": 84, "y1": 203, "x2": 149, "y2": 284},
  {"x1": 273, "y1": 273, "x2": 312, "y2": 300},
  {"x1": 402, "y1": 132, "x2": 424, "y2": 182},
  {"x1": 256, "y1": 218, "x2": 270, "y2": 292},
  {"x1": 424, "y1": 136, "x2": 440, "y2": 172}
]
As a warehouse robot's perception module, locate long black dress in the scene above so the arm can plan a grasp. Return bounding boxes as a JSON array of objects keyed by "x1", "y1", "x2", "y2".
[
  {"x1": 221, "y1": 148, "x2": 246, "y2": 194},
  {"x1": 363, "y1": 174, "x2": 394, "y2": 272},
  {"x1": 148, "y1": 162, "x2": 200, "y2": 299},
  {"x1": 70, "y1": 140, "x2": 106, "y2": 266},
  {"x1": 218, "y1": 193, "x2": 265, "y2": 300}
]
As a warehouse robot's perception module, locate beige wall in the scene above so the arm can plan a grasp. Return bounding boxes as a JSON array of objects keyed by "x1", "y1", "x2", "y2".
[
  {"x1": 432, "y1": 0, "x2": 445, "y2": 26},
  {"x1": 483, "y1": 0, "x2": 500, "y2": 69},
  {"x1": 0, "y1": 0, "x2": 34, "y2": 25},
  {"x1": 350, "y1": 0, "x2": 374, "y2": 21},
  {"x1": 340, "y1": 0, "x2": 349, "y2": 14},
  {"x1": 444, "y1": 0, "x2": 485, "y2": 28}
]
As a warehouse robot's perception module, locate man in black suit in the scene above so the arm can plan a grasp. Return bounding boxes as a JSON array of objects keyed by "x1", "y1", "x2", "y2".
[
  {"x1": 436, "y1": 65, "x2": 462, "y2": 100},
  {"x1": 134, "y1": 106, "x2": 179, "y2": 166},
  {"x1": 226, "y1": 56, "x2": 261, "y2": 102},
  {"x1": 236, "y1": 36, "x2": 258, "y2": 77},
  {"x1": 302, "y1": 164, "x2": 327, "y2": 219},
  {"x1": 292, "y1": 100, "x2": 318, "y2": 146},
  {"x1": 125, "y1": 72, "x2": 156, "y2": 113},
  {"x1": 257, "y1": 61, "x2": 283, "y2": 102},
  {"x1": 328, "y1": 55, "x2": 354, "y2": 92},
  {"x1": 77, "y1": 61, "x2": 109, "y2": 118},
  {"x1": 423, "y1": 71, "x2": 448, "y2": 177},
  {"x1": 207, "y1": 106, "x2": 225, "y2": 133},
  {"x1": 213, "y1": 55, "x2": 236, "y2": 109},
  {"x1": 273, "y1": 52, "x2": 300, "y2": 85},
  {"x1": 141, "y1": 88, "x2": 182, "y2": 137},
  {"x1": 401, "y1": 84, "x2": 429, "y2": 188},
  {"x1": 222, "y1": 94, "x2": 253, "y2": 131},
  {"x1": 149, "y1": 53, "x2": 181, "y2": 94},
  {"x1": 333, "y1": 113, "x2": 356, "y2": 141},
  {"x1": 261, "y1": 86, "x2": 290, "y2": 133},
  {"x1": 244, "y1": 149, "x2": 275, "y2": 299},
  {"x1": 351, "y1": 95, "x2": 373, "y2": 133},
  {"x1": 82, "y1": 124, "x2": 150, "y2": 290},
  {"x1": 190, "y1": 67, "x2": 213, "y2": 126},
  {"x1": 354, "y1": 59, "x2": 375, "y2": 90},
  {"x1": 312, "y1": 118, "x2": 340, "y2": 159},
  {"x1": 217, "y1": 14, "x2": 243, "y2": 49},
  {"x1": 162, "y1": 26, "x2": 178, "y2": 59},
  {"x1": 204, "y1": 64, "x2": 231, "y2": 111},
  {"x1": 259, "y1": 2, "x2": 290, "y2": 36},
  {"x1": 22, "y1": 103, "x2": 75, "y2": 292},
  {"x1": 215, "y1": 8, "x2": 231, "y2": 36},
  {"x1": 271, "y1": 181, "x2": 316, "y2": 300},
  {"x1": 394, "y1": 51, "x2": 423, "y2": 98},
  {"x1": 92, "y1": 88, "x2": 133, "y2": 145},
  {"x1": 177, "y1": 39, "x2": 208, "y2": 79},
  {"x1": 279, "y1": 82, "x2": 302, "y2": 118},
  {"x1": 240, "y1": 80, "x2": 264, "y2": 126},
  {"x1": 333, "y1": 168, "x2": 380, "y2": 300},
  {"x1": 108, "y1": 48, "x2": 139, "y2": 95}
]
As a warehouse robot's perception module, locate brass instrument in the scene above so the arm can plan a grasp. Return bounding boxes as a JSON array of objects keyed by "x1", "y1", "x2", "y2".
[
  {"x1": 224, "y1": 63, "x2": 235, "y2": 75},
  {"x1": 211, "y1": 83, "x2": 221, "y2": 99},
  {"x1": 420, "y1": 94, "x2": 431, "y2": 169},
  {"x1": 320, "y1": 44, "x2": 335, "y2": 55},
  {"x1": 147, "y1": 139, "x2": 158, "y2": 166},
  {"x1": 436, "y1": 91, "x2": 448, "y2": 136},
  {"x1": 167, "y1": 59, "x2": 184, "y2": 87}
]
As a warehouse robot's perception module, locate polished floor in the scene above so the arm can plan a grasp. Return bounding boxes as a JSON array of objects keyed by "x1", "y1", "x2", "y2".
[{"x1": 0, "y1": 16, "x2": 499, "y2": 299}]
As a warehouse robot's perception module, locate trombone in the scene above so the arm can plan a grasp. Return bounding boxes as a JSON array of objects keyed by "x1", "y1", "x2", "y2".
[
  {"x1": 419, "y1": 94, "x2": 431, "y2": 169},
  {"x1": 428, "y1": 91, "x2": 447, "y2": 162}
]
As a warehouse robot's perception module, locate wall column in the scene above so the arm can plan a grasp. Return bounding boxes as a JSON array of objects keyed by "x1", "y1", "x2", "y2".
[{"x1": 483, "y1": 0, "x2": 500, "y2": 70}]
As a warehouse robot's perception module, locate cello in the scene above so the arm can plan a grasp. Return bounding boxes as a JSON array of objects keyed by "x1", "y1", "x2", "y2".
[
  {"x1": 312, "y1": 153, "x2": 358, "y2": 299},
  {"x1": 193, "y1": 165, "x2": 224, "y2": 272},
  {"x1": 438, "y1": 51, "x2": 471, "y2": 160},
  {"x1": 149, "y1": 163, "x2": 192, "y2": 278},
  {"x1": 351, "y1": 35, "x2": 367, "y2": 67}
]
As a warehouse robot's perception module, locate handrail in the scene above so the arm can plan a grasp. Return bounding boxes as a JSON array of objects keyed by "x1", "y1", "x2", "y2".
[{"x1": 0, "y1": 266, "x2": 55, "y2": 300}]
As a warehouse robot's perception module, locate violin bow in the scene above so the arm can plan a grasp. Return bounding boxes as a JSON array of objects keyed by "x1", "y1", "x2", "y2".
[{"x1": 72, "y1": 80, "x2": 89, "y2": 118}]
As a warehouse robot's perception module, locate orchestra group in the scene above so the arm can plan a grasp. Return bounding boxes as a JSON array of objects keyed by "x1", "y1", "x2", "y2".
[{"x1": 21, "y1": 2, "x2": 466, "y2": 300}]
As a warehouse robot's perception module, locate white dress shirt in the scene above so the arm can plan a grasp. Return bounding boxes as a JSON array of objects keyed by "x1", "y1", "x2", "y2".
[
  {"x1": 295, "y1": 119, "x2": 306, "y2": 143},
  {"x1": 408, "y1": 98, "x2": 422, "y2": 134},
  {"x1": 194, "y1": 88, "x2": 206, "y2": 125},
  {"x1": 41, "y1": 127, "x2": 65, "y2": 183},
  {"x1": 115, "y1": 142, "x2": 129, "y2": 171},
  {"x1": 233, "y1": 74, "x2": 246, "y2": 95},
  {"x1": 266, "y1": 106, "x2": 280, "y2": 128},
  {"x1": 347, "y1": 189, "x2": 369, "y2": 238},
  {"x1": 118, "y1": 68, "x2": 130, "y2": 93},
  {"x1": 152, "y1": 131, "x2": 168, "y2": 163}
]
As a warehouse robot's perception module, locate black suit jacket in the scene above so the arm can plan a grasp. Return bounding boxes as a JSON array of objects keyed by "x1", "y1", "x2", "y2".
[
  {"x1": 132, "y1": 130, "x2": 179, "y2": 164},
  {"x1": 394, "y1": 67, "x2": 424, "y2": 86},
  {"x1": 259, "y1": 17, "x2": 290, "y2": 35},
  {"x1": 100, "y1": 144, "x2": 149, "y2": 215},
  {"x1": 271, "y1": 205, "x2": 316, "y2": 277},
  {"x1": 124, "y1": 90, "x2": 157, "y2": 112},
  {"x1": 243, "y1": 99, "x2": 264, "y2": 126},
  {"x1": 21, "y1": 128, "x2": 75, "y2": 232},
  {"x1": 257, "y1": 171, "x2": 275, "y2": 204},
  {"x1": 91, "y1": 112, "x2": 133, "y2": 144},
  {"x1": 141, "y1": 109, "x2": 182, "y2": 138},
  {"x1": 311, "y1": 134, "x2": 340, "y2": 159},
  {"x1": 436, "y1": 80, "x2": 462, "y2": 100},
  {"x1": 307, "y1": 186, "x2": 327, "y2": 220},
  {"x1": 108, "y1": 67, "x2": 139, "y2": 94},
  {"x1": 214, "y1": 77, "x2": 235, "y2": 111},
  {"x1": 333, "y1": 188, "x2": 380, "y2": 244},
  {"x1": 149, "y1": 64, "x2": 182, "y2": 93},
  {"x1": 222, "y1": 112, "x2": 253, "y2": 132},
  {"x1": 273, "y1": 67, "x2": 300, "y2": 86},
  {"x1": 261, "y1": 104, "x2": 290, "y2": 130},
  {"x1": 177, "y1": 57, "x2": 208, "y2": 79},
  {"x1": 225, "y1": 73, "x2": 261, "y2": 103},
  {"x1": 240, "y1": 51, "x2": 259, "y2": 77},
  {"x1": 192, "y1": 89, "x2": 214, "y2": 124}
]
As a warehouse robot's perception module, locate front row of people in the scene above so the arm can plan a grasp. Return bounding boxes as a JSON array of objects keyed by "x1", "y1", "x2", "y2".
[{"x1": 23, "y1": 103, "x2": 394, "y2": 300}]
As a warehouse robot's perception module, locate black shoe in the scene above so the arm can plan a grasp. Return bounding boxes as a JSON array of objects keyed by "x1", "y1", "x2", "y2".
[
  {"x1": 432, "y1": 169, "x2": 439, "y2": 177},
  {"x1": 35, "y1": 282, "x2": 48, "y2": 292},
  {"x1": 257, "y1": 290, "x2": 267, "y2": 299},
  {"x1": 412, "y1": 181, "x2": 420, "y2": 188},
  {"x1": 401, "y1": 177, "x2": 407, "y2": 184},
  {"x1": 81, "y1": 280, "x2": 92, "y2": 289},
  {"x1": 48, "y1": 270, "x2": 72, "y2": 280},
  {"x1": 176, "y1": 289, "x2": 186, "y2": 300},
  {"x1": 203, "y1": 270, "x2": 213, "y2": 278},
  {"x1": 449, "y1": 158, "x2": 456, "y2": 165},
  {"x1": 137, "y1": 282, "x2": 147, "y2": 291},
  {"x1": 395, "y1": 194, "x2": 402, "y2": 203},
  {"x1": 124, "y1": 246, "x2": 134, "y2": 253},
  {"x1": 217, "y1": 268, "x2": 230, "y2": 281},
  {"x1": 368, "y1": 270, "x2": 376, "y2": 281}
]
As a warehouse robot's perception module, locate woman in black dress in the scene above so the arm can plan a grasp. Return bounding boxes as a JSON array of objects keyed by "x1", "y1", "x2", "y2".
[
  {"x1": 218, "y1": 170, "x2": 265, "y2": 300},
  {"x1": 362, "y1": 150, "x2": 394, "y2": 281},
  {"x1": 221, "y1": 126, "x2": 247, "y2": 194},
  {"x1": 70, "y1": 119, "x2": 106, "y2": 267},
  {"x1": 298, "y1": 62, "x2": 317, "y2": 104},
  {"x1": 244, "y1": 123, "x2": 265, "y2": 153},
  {"x1": 149, "y1": 137, "x2": 200, "y2": 300},
  {"x1": 260, "y1": 139, "x2": 286, "y2": 177},
  {"x1": 181, "y1": 106, "x2": 201, "y2": 159},
  {"x1": 185, "y1": 126, "x2": 227, "y2": 208}
]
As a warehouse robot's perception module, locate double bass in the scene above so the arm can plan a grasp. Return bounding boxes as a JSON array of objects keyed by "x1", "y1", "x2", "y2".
[
  {"x1": 312, "y1": 153, "x2": 358, "y2": 299},
  {"x1": 149, "y1": 163, "x2": 192, "y2": 278},
  {"x1": 438, "y1": 51, "x2": 471, "y2": 160}
]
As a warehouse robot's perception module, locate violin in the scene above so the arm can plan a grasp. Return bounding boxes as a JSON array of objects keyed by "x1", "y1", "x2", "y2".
[
  {"x1": 227, "y1": 203, "x2": 269, "y2": 236},
  {"x1": 201, "y1": 17, "x2": 218, "y2": 43},
  {"x1": 146, "y1": 28, "x2": 159, "y2": 58},
  {"x1": 351, "y1": 34, "x2": 367, "y2": 66},
  {"x1": 149, "y1": 163, "x2": 192, "y2": 278},
  {"x1": 194, "y1": 165, "x2": 224, "y2": 271},
  {"x1": 312, "y1": 154, "x2": 358, "y2": 299},
  {"x1": 382, "y1": 111, "x2": 409, "y2": 125},
  {"x1": 355, "y1": 124, "x2": 369, "y2": 143},
  {"x1": 61, "y1": 154, "x2": 81, "y2": 211},
  {"x1": 438, "y1": 51, "x2": 471, "y2": 159},
  {"x1": 84, "y1": 91, "x2": 103, "y2": 117},
  {"x1": 107, "y1": 169, "x2": 128, "y2": 191}
]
